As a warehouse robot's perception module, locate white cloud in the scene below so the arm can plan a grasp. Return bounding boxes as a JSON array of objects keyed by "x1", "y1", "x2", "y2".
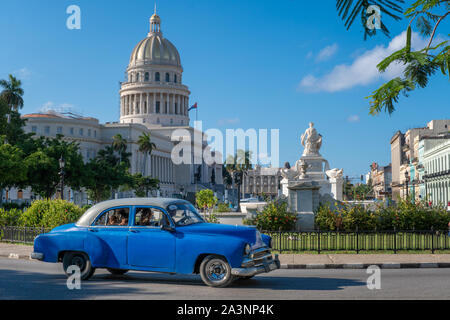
[
  {"x1": 316, "y1": 44, "x2": 339, "y2": 62},
  {"x1": 347, "y1": 115, "x2": 360, "y2": 123},
  {"x1": 299, "y1": 31, "x2": 430, "y2": 93},
  {"x1": 14, "y1": 67, "x2": 32, "y2": 80},
  {"x1": 218, "y1": 118, "x2": 240, "y2": 126}
]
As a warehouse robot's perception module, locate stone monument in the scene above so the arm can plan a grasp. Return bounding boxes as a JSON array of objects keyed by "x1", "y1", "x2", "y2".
[{"x1": 281, "y1": 123, "x2": 344, "y2": 231}]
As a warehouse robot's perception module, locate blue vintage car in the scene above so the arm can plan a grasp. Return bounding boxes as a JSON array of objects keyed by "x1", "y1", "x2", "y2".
[{"x1": 32, "y1": 198, "x2": 280, "y2": 287}]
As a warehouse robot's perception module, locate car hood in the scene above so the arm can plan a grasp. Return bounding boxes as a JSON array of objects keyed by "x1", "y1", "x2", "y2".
[{"x1": 178, "y1": 223, "x2": 265, "y2": 247}]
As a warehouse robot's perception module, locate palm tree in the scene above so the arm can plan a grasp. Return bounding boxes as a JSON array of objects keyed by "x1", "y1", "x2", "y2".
[
  {"x1": 138, "y1": 132, "x2": 156, "y2": 177},
  {"x1": 112, "y1": 134, "x2": 127, "y2": 163},
  {"x1": 0, "y1": 74, "x2": 24, "y2": 113},
  {"x1": 336, "y1": 0, "x2": 404, "y2": 39},
  {"x1": 225, "y1": 149, "x2": 253, "y2": 211}
]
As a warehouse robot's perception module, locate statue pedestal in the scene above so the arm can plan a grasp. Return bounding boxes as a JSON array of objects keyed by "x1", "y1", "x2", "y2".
[
  {"x1": 330, "y1": 177, "x2": 344, "y2": 201},
  {"x1": 287, "y1": 181, "x2": 321, "y2": 231}
]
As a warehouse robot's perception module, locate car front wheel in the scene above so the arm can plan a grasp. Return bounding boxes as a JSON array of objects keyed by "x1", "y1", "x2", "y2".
[
  {"x1": 62, "y1": 252, "x2": 95, "y2": 280},
  {"x1": 199, "y1": 255, "x2": 235, "y2": 288}
]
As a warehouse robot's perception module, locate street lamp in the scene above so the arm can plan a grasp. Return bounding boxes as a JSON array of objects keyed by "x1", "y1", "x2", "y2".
[
  {"x1": 59, "y1": 156, "x2": 65, "y2": 200},
  {"x1": 404, "y1": 170, "x2": 410, "y2": 200}
]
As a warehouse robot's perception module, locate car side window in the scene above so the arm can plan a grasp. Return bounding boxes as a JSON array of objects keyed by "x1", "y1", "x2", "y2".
[
  {"x1": 134, "y1": 207, "x2": 169, "y2": 228},
  {"x1": 93, "y1": 207, "x2": 130, "y2": 226}
]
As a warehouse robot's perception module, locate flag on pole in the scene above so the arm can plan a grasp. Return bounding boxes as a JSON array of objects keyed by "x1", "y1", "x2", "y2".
[{"x1": 188, "y1": 103, "x2": 198, "y2": 111}]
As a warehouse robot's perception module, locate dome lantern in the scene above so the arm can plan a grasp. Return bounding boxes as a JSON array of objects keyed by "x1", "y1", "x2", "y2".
[{"x1": 149, "y1": 4, "x2": 162, "y2": 35}]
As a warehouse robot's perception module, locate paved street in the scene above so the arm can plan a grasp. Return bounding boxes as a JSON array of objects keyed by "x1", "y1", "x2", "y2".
[{"x1": 1, "y1": 258, "x2": 450, "y2": 300}]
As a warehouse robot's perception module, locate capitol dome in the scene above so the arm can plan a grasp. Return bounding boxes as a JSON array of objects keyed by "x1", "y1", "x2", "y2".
[
  {"x1": 129, "y1": 13, "x2": 181, "y2": 67},
  {"x1": 120, "y1": 11, "x2": 190, "y2": 128}
]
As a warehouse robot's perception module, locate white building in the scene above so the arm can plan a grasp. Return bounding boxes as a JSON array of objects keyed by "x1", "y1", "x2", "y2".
[
  {"x1": 419, "y1": 134, "x2": 450, "y2": 208},
  {"x1": 4, "y1": 12, "x2": 224, "y2": 205}
]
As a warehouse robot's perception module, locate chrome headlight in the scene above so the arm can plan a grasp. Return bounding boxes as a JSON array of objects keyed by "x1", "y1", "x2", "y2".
[{"x1": 244, "y1": 244, "x2": 251, "y2": 256}]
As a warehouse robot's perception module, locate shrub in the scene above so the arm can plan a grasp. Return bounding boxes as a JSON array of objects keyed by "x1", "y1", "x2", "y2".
[
  {"x1": 254, "y1": 199, "x2": 297, "y2": 231},
  {"x1": 20, "y1": 199, "x2": 84, "y2": 229},
  {"x1": 315, "y1": 199, "x2": 450, "y2": 231},
  {"x1": 0, "y1": 208, "x2": 22, "y2": 226},
  {"x1": 215, "y1": 203, "x2": 230, "y2": 213},
  {"x1": 204, "y1": 213, "x2": 220, "y2": 224},
  {"x1": 195, "y1": 189, "x2": 218, "y2": 213}
]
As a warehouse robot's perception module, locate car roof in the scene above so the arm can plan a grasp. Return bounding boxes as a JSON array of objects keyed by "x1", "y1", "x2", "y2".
[{"x1": 76, "y1": 197, "x2": 192, "y2": 227}]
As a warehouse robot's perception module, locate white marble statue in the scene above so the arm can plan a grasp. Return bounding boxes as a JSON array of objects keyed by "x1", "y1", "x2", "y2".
[
  {"x1": 301, "y1": 122, "x2": 322, "y2": 156},
  {"x1": 326, "y1": 168, "x2": 344, "y2": 179}
]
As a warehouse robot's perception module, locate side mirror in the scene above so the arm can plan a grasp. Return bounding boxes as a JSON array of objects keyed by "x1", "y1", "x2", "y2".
[{"x1": 161, "y1": 224, "x2": 175, "y2": 232}]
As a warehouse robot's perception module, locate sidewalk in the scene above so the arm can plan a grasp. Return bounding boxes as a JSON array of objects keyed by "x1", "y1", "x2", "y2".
[{"x1": 2, "y1": 242, "x2": 450, "y2": 269}]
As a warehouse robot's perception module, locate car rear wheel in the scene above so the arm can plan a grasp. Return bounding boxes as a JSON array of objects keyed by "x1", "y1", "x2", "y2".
[
  {"x1": 62, "y1": 252, "x2": 95, "y2": 280},
  {"x1": 199, "y1": 255, "x2": 235, "y2": 288},
  {"x1": 107, "y1": 268, "x2": 129, "y2": 276}
]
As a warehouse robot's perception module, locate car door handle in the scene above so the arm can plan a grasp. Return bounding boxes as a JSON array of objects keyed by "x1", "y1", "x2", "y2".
[
  {"x1": 88, "y1": 228, "x2": 98, "y2": 233},
  {"x1": 130, "y1": 229, "x2": 139, "y2": 233}
]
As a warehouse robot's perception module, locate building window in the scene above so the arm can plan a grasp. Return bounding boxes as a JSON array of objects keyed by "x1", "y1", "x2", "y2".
[
  {"x1": 156, "y1": 101, "x2": 160, "y2": 113},
  {"x1": 94, "y1": 130, "x2": 97, "y2": 138},
  {"x1": 31, "y1": 126, "x2": 37, "y2": 133},
  {"x1": 57, "y1": 127, "x2": 63, "y2": 134},
  {"x1": 88, "y1": 129, "x2": 91, "y2": 137},
  {"x1": 170, "y1": 119, "x2": 173, "y2": 124},
  {"x1": 165, "y1": 73, "x2": 170, "y2": 82},
  {"x1": 145, "y1": 72, "x2": 149, "y2": 81},
  {"x1": 165, "y1": 102, "x2": 168, "y2": 114},
  {"x1": 136, "y1": 73, "x2": 140, "y2": 82},
  {"x1": 70, "y1": 128, "x2": 74, "y2": 135},
  {"x1": 130, "y1": 74, "x2": 133, "y2": 82},
  {"x1": 174, "y1": 74, "x2": 177, "y2": 83},
  {"x1": 155, "y1": 72, "x2": 160, "y2": 82},
  {"x1": 44, "y1": 126, "x2": 50, "y2": 134},
  {"x1": 175, "y1": 103, "x2": 178, "y2": 114},
  {"x1": 79, "y1": 128, "x2": 84, "y2": 136}
]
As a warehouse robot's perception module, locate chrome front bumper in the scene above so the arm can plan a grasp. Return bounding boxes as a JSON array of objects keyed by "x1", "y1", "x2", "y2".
[
  {"x1": 231, "y1": 253, "x2": 280, "y2": 277},
  {"x1": 30, "y1": 252, "x2": 44, "y2": 261}
]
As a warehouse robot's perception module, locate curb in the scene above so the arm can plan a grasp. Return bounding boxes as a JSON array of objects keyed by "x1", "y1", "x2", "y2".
[
  {"x1": 0, "y1": 253, "x2": 32, "y2": 261},
  {"x1": 280, "y1": 263, "x2": 450, "y2": 269}
]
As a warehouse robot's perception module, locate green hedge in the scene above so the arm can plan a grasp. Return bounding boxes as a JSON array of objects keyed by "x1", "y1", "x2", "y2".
[
  {"x1": 19, "y1": 200, "x2": 84, "y2": 229},
  {"x1": 0, "y1": 208, "x2": 22, "y2": 226},
  {"x1": 315, "y1": 200, "x2": 450, "y2": 231},
  {"x1": 245, "y1": 199, "x2": 297, "y2": 231}
]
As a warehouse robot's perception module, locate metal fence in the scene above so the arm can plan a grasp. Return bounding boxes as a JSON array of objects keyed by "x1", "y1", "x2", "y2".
[
  {"x1": 0, "y1": 226, "x2": 50, "y2": 244},
  {"x1": 262, "y1": 229, "x2": 450, "y2": 254}
]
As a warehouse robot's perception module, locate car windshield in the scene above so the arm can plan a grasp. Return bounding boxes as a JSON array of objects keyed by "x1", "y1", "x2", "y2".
[{"x1": 167, "y1": 203, "x2": 205, "y2": 227}]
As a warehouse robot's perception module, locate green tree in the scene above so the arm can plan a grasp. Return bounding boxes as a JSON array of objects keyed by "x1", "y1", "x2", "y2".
[
  {"x1": 0, "y1": 140, "x2": 28, "y2": 189},
  {"x1": 83, "y1": 146, "x2": 133, "y2": 203},
  {"x1": 138, "y1": 132, "x2": 156, "y2": 176},
  {"x1": 130, "y1": 173, "x2": 159, "y2": 197},
  {"x1": 196, "y1": 189, "x2": 218, "y2": 214},
  {"x1": 0, "y1": 74, "x2": 24, "y2": 112},
  {"x1": 0, "y1": 97, "x2": 30, "y2": 146},
  {"x1": 25, "y1": 136, "x2": 85, "y2": 199},
  {"x1": 112, "y1": 134, "x2": 129, "y2": 165},
  {"x1": 336, "y1": 0, "x2": 405, "y2": 40}
]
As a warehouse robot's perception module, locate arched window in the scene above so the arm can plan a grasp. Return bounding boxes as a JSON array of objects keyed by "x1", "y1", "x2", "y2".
[
  {"x1": 145, "y1": 72, "x2": 149, "y2": 81},
  {"x1": 155, "y1": 72, "x2": 160, "y2": 81},
  {"x1": 129, "y1": 74, "x2": 133, "y2": 82},
  {"x1": 165, "y1": 73, "x2": 170, "y2": 82},
  {"x1": 136, "y1": 73, "x2": 140, "y2": 82},
  {"x1": 174, "y1": 74, "x2": 177, "y2": 83}
]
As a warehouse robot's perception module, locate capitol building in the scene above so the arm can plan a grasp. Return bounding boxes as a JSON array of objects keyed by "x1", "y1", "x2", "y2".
[{"x1": 6, "y1": 12, "x2": 224, "y2": 205}]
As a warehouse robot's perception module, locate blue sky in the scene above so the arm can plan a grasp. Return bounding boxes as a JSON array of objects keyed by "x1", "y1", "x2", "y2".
[{"x1": 1, "y1": 0, "x2": 449, "y2": 180}]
